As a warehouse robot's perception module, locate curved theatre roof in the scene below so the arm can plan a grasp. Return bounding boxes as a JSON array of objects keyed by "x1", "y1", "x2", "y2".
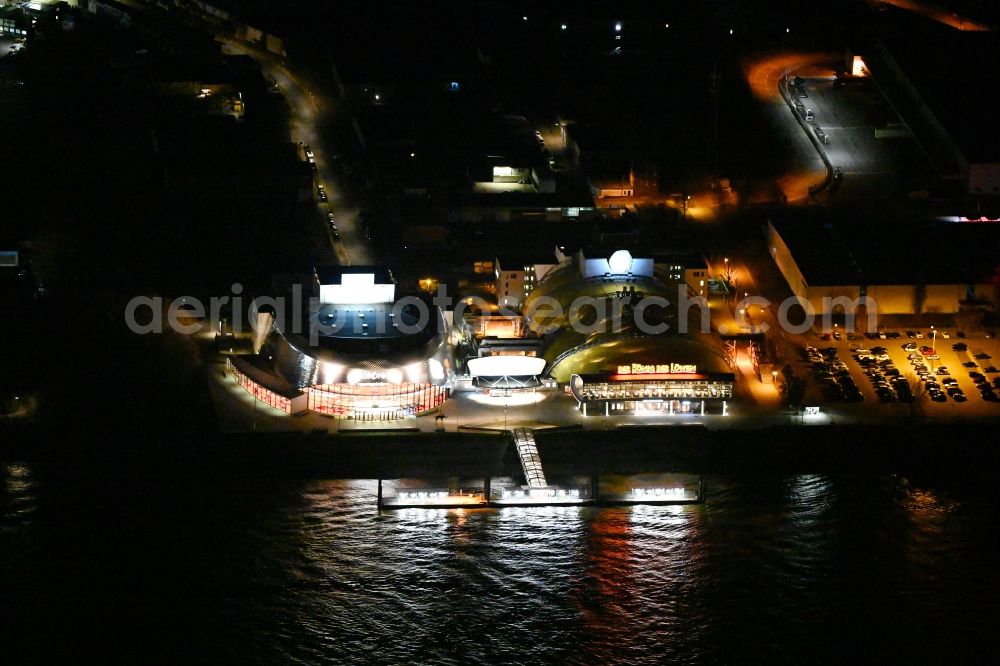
[
  {"x1": 262, "y1": 301, "x2": 451, "y2": 389},
  {"x1": 548, "y1": 333, "x2": 732, "y2": 383}
]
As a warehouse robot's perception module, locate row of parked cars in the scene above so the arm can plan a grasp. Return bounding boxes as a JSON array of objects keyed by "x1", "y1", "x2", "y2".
[
  {"x1": 804, "y1": 333, "x2": 1000, "y2": 406},
  {"x1": 947, "y1": 342, "x2": 999, "y2": 401},
  {"x1": 806, "y1": 346, "x2": 864, "y2": 402},
  {"x1": 896, "y1": 345, "x2": 961, "y2": 402},
  {"x1": 855, "y1": 347, "x2": 913, "y2": 403},
  {"x1": 820, "y1": 329, "x2": 981, "y2": 342},
  {"x1": 899, "y1": 341, "x2": 1000, "y2": 403}
]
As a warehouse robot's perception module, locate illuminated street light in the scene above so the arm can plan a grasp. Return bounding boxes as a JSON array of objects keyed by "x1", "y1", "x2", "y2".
[
  {"x1": 665, "y1": 23, "x2": 670, "y2": 29},
  {"x1": 561, "y1": 24, "x2": 567, "y2": 31},
  {"x1": 729, "y1": 28, "x2": 734, "y2": 35},
  {"x1": 522, "y1": 15, "x2": 527, "y2": 21},
  {"x1": 615, "y1": 22, "x2": 622, "y2": 32}
]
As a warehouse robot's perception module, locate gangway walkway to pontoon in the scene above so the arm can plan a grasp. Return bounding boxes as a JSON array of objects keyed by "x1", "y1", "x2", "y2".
[{"x1": 513, "y1": 427, "x2": 548, "y2": 488}]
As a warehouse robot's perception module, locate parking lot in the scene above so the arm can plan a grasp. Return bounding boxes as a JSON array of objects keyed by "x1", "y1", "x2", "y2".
[
  {"x1": 788, "y1": 74, "x2": 936, "y2": 205},
  {"x1": 796, "y1": 329, "x2": 1000, "y2": 421}
]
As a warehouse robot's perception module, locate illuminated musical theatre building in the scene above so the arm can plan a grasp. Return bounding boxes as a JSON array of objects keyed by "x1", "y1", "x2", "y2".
[
  {"x1": 227, "y1": 266, "x2": 453, "y2": 420},
  {"x1": 522, "y1": 249, "x2": 736, "y2": 417}
]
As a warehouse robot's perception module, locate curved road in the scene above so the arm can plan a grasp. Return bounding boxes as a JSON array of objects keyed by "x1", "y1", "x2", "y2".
[
  {"x1": 744, "y1": 52, "x2": 837, "y2": 203},
  {"x1": 116, "y1": 0, "x2": 377, "y2": 267},
  {"x1": 220, "y1": 40, "x2": 375, "y2": 267}
]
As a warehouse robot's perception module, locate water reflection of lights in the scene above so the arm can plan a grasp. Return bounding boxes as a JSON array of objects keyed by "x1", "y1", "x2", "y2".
[
  {"x1": 4, "y1": 462, "x2": 34, "y2": 495},
  {"x1": 904, "y1": 486, "x2": 960, "y2": 516},
  {"x1": 466, "y1": 392, "x2": 547, "y2": 407},
  {"x1": 790, "y1": 474, "x2": 831, "y2": 503},
  {"x1": 498, "y1": 504, "x2": 582, "y2": 521},
  {"x1": 396, "y1": 508, "x2": 450, "y2": 521},
  {"x1": 629, "y1": 502, "x2": 689, "y2": 528}
]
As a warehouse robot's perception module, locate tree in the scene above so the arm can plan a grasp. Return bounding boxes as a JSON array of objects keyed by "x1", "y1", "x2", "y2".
[{"x1": 784, "y1": 376, "x2": 807, "y2": 409}]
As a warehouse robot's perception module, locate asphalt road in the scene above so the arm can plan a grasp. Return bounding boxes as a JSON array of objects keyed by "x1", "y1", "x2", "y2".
[
  {"x1": 116, "y1": 0, "x2": 377, "y2": 268},
  {"x1": 794, "y1": 75, "x2": 933, "y2": 208},
  {"x1": 219, "y1": 40, "x2": 376, "y2": 268},
  {"x1": 742, "y1": 53, "x2": 833, "y2": 203}
]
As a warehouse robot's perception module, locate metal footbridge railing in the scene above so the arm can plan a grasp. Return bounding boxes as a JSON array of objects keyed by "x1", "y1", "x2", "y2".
[{"x1": 512, "y1": 428, "x2": 548, "y2": 489}]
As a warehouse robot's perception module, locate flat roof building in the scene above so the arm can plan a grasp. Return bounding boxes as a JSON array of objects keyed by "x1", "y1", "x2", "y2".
[{"x1": 767, "y1": 212, "x2": 1000, "y2": 317}]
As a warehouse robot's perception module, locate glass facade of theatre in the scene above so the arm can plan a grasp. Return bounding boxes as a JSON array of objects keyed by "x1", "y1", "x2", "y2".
[
  {"x1": 308, "y1": 383, "x2": 448, "y2": 419},
  {"x1": 570, "y1": 373, "x2": 734, "y2": 416},
  {"x1": 228, "y1": 358, "x2": 305, "y2": 414}
]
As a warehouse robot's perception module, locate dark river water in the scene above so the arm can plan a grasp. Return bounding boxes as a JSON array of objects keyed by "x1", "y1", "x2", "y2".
[{"x1": 2, "y1": 464, "x2": 998, "y2": 664}]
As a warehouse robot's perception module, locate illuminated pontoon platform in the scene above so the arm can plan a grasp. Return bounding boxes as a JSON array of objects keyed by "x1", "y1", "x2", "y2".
[{"x1": 377, "y1": 469, "x2": 706, "y2": 510}]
